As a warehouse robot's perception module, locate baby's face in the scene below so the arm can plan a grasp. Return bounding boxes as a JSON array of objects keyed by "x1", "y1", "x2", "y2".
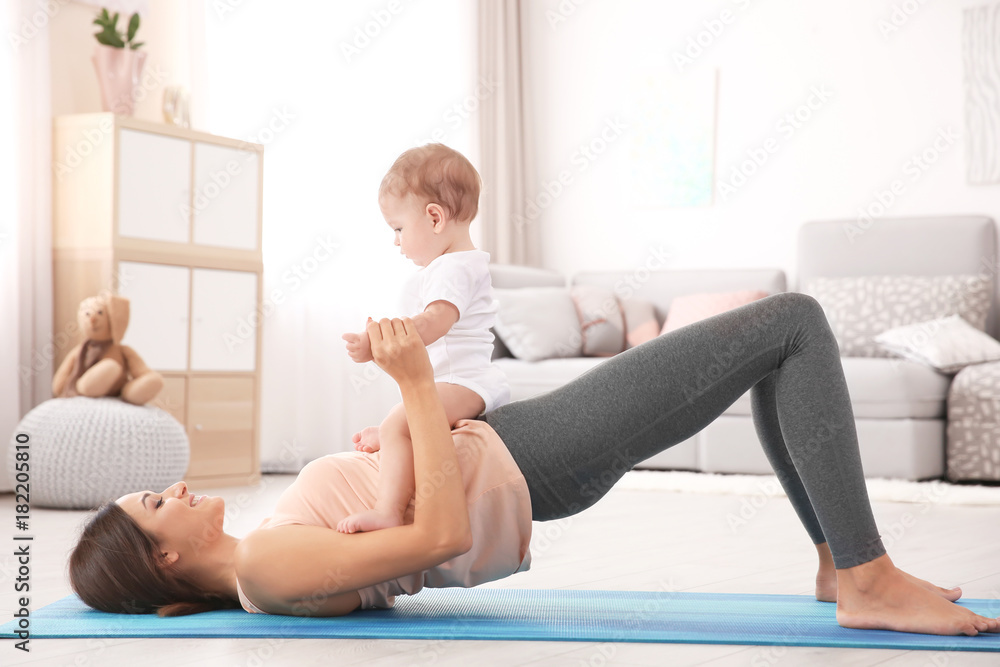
[{"x1": 380, "y1": 194, "x2": 438, "y2": 267}]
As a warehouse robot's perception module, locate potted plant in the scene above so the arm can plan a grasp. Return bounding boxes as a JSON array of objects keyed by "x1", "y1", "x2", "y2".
[{"x1": 91, "y1": 8, "x2": 147, "y2": 116}]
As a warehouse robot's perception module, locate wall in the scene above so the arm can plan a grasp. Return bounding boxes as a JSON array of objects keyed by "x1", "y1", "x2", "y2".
[
  {"x1": 522, "y1": 0, "x2": 1000, "y2": 287},
  {"x1": 200, "y1": 0, "x2": 479, "y2": 467}
]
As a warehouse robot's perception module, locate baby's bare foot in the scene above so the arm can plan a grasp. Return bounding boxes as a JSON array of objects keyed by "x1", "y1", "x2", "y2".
[
  {"x1": 837, "y1": 556, "x2": 999, "y2": 635},
  {"x1": 352, "y1": 426, "x2": 381, "y2": 453},
  {"x1": 336, "y1": 508, "x2": 402, "y2": 534}
]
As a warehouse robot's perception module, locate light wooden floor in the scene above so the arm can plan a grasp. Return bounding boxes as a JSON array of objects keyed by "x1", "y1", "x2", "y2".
[{"x1": 1, "y1": 474, "x2": 998, "y2": 666}]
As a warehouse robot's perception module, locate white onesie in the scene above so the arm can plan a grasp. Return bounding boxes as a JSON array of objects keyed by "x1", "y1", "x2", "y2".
[{"x1": 398, "y1": 249, "x2": 509, "y2": 414}]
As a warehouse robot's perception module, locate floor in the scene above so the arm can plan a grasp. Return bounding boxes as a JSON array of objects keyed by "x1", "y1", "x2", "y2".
[{"x1": 1, "y1": 473, "x2": 998, "y2": 666}]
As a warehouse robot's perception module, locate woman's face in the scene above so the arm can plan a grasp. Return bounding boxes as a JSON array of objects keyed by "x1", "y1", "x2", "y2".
[{"x1": 117, "y1": 481, "x2": 226, "y2": 559}]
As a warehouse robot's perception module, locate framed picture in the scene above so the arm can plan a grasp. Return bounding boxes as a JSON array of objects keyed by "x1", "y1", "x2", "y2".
[{"x1": 962, "y1": 4, "x2": 1000, "y2": 185}]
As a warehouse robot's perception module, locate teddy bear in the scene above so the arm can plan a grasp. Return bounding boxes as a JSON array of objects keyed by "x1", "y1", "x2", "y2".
[{"x1": 52, "y1": 293, "x2": 164, "y2": 405}]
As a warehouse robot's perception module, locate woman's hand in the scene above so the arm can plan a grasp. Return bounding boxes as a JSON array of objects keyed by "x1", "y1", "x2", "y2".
[{"x1": 367, "y1": 317, "x2": 434, "y2": 388}]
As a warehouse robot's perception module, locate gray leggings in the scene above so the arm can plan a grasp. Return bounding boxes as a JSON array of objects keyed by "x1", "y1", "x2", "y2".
[{"x1": 482, "y1": 292, "x2": 886, "y2": 570}]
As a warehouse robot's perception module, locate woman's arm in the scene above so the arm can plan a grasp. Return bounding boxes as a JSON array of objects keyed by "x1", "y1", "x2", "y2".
[
  {"x1": 235, "y1": 317, "x2": 472, "y2": 615},
  {"x1": 389, "y1": 316, "x2": 472, "y2": 550}
]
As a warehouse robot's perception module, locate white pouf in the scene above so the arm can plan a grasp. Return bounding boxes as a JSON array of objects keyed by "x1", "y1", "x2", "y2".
[{"x1": 6, "y1": 397, "x2": 189, "y2": 509}]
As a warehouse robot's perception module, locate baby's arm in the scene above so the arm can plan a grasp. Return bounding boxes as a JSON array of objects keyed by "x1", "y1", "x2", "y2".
[
  {"x1": 411, "y1": 301, "x2": 459, "y2": 347},
  {"x1": 343, "y1": 301, "x2": 455, "y2": 364}
]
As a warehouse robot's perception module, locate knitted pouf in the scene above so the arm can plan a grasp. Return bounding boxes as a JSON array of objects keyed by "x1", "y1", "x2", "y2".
[{"x1": 7, "y1": 397, "x2": 189, "y2": 509}]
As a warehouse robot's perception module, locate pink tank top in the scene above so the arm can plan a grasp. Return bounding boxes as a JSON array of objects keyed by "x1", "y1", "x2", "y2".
[{"x1": 235, "y1": 419, "x2": 533, "y2": 613}]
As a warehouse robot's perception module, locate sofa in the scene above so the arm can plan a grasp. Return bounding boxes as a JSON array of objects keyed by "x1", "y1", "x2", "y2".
[{"x1": 489, "y1": 215, "x2": 999, "y2": 481}]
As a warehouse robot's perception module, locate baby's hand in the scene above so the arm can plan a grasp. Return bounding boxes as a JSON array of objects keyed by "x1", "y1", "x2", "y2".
[{"x1": 342, "y1": 319, "x2": 374, "y2": 363}]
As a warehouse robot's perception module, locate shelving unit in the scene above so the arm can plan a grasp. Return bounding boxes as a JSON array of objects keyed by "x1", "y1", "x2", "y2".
[{"x1": 52, "y1": 113, "x2": 264, "y2": 488}]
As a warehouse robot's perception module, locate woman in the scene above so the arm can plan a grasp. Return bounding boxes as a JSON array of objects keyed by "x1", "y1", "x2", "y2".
[{"x1": 70, "y1": 294, "x2": 1000, "y2": 635}]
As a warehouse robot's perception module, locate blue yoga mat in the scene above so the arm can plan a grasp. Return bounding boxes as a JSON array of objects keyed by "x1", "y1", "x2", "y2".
[{"x1": 2, "y1": 589, "x2": 998, "y2": 651}]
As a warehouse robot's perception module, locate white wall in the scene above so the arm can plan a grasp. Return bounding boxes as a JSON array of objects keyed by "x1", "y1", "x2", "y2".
[
  {"x1": 522, "y1": 0, "x2": 1000, "y2": 287},
  {"x1": 202, "y1": 0, "x2": 479, "y2": 466}
]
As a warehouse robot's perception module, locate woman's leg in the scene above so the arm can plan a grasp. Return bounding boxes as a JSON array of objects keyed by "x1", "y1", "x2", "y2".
[
  {"x1": 484, "y1": 292, "x2": 999, "y2": 635},
  {"x1": 486, "y1": 292, "x2": 881, "y2": 568}
]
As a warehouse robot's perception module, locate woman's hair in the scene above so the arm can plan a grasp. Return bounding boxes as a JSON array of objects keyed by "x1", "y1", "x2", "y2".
[
  {"x1": 379, "y1": 143, "x2": 482, "y2": 224},
  {"x1": 68, "y1": 501, "x2": 242, "y2": 617}
]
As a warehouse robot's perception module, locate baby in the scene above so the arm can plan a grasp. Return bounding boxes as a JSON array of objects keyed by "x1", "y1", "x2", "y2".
[{"x1": 337, "y1": 144, "x2": 509, "y2": 534}]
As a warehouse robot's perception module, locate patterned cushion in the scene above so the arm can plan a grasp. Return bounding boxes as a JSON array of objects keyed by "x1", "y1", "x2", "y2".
[
  {"x1": 6, "y1": 397, "x2": 189, "y2": 509},
  {"x1": 804, "y1": 274, "x2": 991, "y2": 357}
]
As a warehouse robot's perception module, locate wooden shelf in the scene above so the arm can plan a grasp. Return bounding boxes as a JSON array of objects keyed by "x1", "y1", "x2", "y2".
[{"x1": 52, "y1": 113, "x2": 264, "y2": 488}]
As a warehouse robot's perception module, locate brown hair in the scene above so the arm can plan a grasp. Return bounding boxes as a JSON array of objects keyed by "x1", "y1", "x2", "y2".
[
  {"x1": 69, "y1": 502, "x2": 242, "y2": 617},
  {"x1": 379, "y1": 143, "x2": 482, "y2": 223}
]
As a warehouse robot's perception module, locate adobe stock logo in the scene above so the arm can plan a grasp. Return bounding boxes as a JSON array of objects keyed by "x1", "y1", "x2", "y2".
[
  {"x1": 717, "y1": 85, "x2": 833, "y2": 202},
  {"x1": 512, "y1": 117, "x2": 628, "y2": 229},
  {"x1": 843, "y1": 126, "x2": 959, "y2": 243}
]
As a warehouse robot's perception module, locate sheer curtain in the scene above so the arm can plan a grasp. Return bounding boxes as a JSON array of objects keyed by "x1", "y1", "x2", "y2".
[
  {"x1": 1, "y1": 0, "x2": 52, "y2": 492},
  {"x1": 203, "y1": 1, "x2": 479, "y2": 470},
  {"x1": 0, "y1": 4, "x2": 19, "y2": 458},
  {"x1": 477, "y1": 0, "x2": 540, "y2": 266}
]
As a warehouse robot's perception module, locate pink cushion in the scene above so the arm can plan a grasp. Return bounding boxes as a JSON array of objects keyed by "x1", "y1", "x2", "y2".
[{"x1": 662, "y1": 290, "x2": 769, "y2": 334}]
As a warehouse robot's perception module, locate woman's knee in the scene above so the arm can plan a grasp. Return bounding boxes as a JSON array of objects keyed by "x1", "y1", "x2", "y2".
[
  {"x1": 774, "y1": 291, "x2": 826, "y2": 322},
  {"x1": 772, "y1": 292, "x2": 836, "y2": 343}
]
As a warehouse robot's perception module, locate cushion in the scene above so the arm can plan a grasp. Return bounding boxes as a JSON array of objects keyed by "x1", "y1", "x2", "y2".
[
  {"x1": 570, "y1": 285, "x2": 626, "y2": 356},
  {"x1": 493, "y1": 287, "x2": 582, "y2": 361},
  {"x1": 662, "y1": 290, "x2": 769, "y2": 334},
  {"x1": 620, "y1": 298, "x2": 659, "y2": 348},
  {"x1": 875, "y1": 314, "x2": 1000, "y2": 374},
  {"x1": 6, "y1": 397, "x2": 189, "y2": 509},
  {"x1": 804, "y1": 274, "x2": 991, "y2": 357}
]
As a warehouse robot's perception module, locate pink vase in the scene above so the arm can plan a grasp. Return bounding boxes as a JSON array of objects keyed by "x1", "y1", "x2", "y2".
[{"x1": 92, "y1": 44, "x2": 148, "y2": 116}]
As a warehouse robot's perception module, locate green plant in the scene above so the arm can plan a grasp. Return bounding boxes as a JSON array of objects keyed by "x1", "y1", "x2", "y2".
[{"x1": 93, "y1": 8, "x2": 144, "y2": 50}]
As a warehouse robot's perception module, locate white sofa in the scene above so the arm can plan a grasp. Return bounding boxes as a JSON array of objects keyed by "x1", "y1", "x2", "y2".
[{"x1": 490, "y1": 215, "x2": 998, "y2": 481}]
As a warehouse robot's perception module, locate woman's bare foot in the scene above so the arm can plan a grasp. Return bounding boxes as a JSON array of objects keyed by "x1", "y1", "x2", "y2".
[
  {"x1": 900, "y1": 571, "x2": 963, "y2": 602},
  {"x1": 352, "y1": 426, "x2": 381, "y2": 453},
  {"x1": 336, "y1": 507, "x2": 403, "y2": 534},
  {"x1": 815, "y1": 543, "x2": 837, "y2": 602},
  {"x1": 814, "y1": 543, "x2": 963, "y2": 604},
  {"x1": 816, "y1": 571, "x2": 838, "y2": 603},
  {"x1": 836, "y1": 554, "x2": 1000, "y2": 635}
]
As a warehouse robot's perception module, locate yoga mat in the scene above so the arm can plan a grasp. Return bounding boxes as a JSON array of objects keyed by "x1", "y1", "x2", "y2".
[{"x1": 2, "y1": 589, "x2": 998, "y2": 651}]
